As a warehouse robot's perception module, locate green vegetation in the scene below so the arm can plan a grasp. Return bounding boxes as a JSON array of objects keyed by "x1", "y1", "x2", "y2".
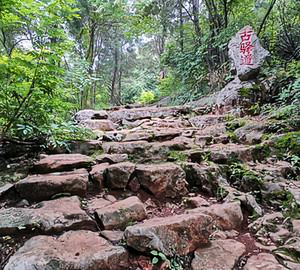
[
  {"x1": 168, "y1": 151, "x2": 188, "y2": 162},
  {"x1": 0, "y1": 0, "x2": 299, "y2": 146}
]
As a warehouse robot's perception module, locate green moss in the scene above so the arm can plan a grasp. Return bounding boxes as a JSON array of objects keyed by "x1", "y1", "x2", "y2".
[
  {"x1": 168, "y1": 151, "x2": 188, "y2": 162},
  {"x1": 90, "y1": 149, "x2": 104, "y2": 159},
  {"x1": 225, "y1": 131, "x2": 239, "y2": 143},
  {"x1": 274, "y1": 132, "x2": 300, "y2": 157}
]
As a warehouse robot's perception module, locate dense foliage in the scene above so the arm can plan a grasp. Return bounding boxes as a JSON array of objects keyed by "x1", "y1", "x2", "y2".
[{"x1": 0, "y1": 0, "x2": 299, "y2": 142}]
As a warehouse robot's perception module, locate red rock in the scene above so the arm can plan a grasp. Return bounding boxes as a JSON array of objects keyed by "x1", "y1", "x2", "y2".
[
  {"x1": 102, "y1": 141, "x2": 151, "y2": 155},
  {"x1": 0, "y1": 196, "x2": 95, "y2": 236},
  {"x1": 16, "y1": 169, "x2": 89, "y2": 202},
  {"x1": 189, "y1": 115, "x2": 225, "y2": 128},
  {"x1": 94, "y1": 196, "x2": 146, "y2": 230},
  {"x1": 135, "y1": 163, "x2": 188, "y2": 198},
  {"x1": 191, "y1": 239, "x2": 246, "y2": 270},
  {"x1": 101, "y1": 230, "x2": 124, "y2": 244},
  {"x1": 106, "y1": 162, "x2": 135, "y2": 189},
  {"x1": 125, "y1": 211, "x2": 213, "y2": 256},
  {"x1": 83, "y1": 119, "x2": 118, "y2": 131},
  {"x1": 90, "y1": 163, "x2": 110, "y2": 189},
  {"x1": 4, "y1": 230, "x2": 129, "y2": 270},
  {"x1": 34, "y1": 154, "x2": 94, "y2": 173},
  {"x1": 244, "y1": 253, "x2": 287, "y2": 270},
  {"x1": 183, "y1": 196, "x2": 210, "y2": 208},
  {"x1": 189, "y1": 202, "x2": 243, "y2": 230},
  {"x1": 96, "y1": 154, "x2": 128, "y2": 164}
]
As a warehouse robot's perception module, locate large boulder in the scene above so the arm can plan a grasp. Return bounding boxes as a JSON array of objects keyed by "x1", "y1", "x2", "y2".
[
  {"x1": 33, "y1": 154, "x2": 94, "y2": 174},
  {"x1": 16, "y1": 169, "x2": 89, "y2": 202},
  {"x1": 124, "y1": 212, "x2": 213, "y2": 257},
  {"x1": 228, "y1": 25, "x2": 270, "y2": 81},
  {"x1": 0, "y1": 196, "x2": 95, "y2": 236},
  {"x1": 4, "y1": 230, "x2": 129, "y2": 270},
  {"x1": 93, "y1": 196, "x2": 146, "y2": 230},
  {"x1": 102, "y1": 141, "x2": 151, "y2": 156},
  {"x1": 191, "y1": 239, "x2": 246, "y2": 270},
  {"x1": 90, "y1": 163, "x2": 110, "y2": 189},
  {"x1": 135, "y1": 163, "x2": 188, "y2": 198}
]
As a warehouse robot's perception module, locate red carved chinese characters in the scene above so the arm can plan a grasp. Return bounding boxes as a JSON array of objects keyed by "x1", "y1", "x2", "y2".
[{"x1": 240, "y1": 29, "x2": 254, "y2": 65}]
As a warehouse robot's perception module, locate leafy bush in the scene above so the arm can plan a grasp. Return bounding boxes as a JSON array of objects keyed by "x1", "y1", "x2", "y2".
[{"x1": 138, "y1": 90, "x2": 155, "y2": 105}]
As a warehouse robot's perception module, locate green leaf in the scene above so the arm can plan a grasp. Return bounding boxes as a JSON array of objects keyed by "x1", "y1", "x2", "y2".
[
  {"x1": 152, "y1": 257, "x2": 159, "y2": 265},
  {"x1": 150, "y1": 250, "x2": 158, "y2": 256}
]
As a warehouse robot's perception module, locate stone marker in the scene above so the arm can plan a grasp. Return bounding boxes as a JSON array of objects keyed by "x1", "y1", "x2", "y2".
[{"x1": 228, "y1": 25, "x2": 270, "y2": 81}]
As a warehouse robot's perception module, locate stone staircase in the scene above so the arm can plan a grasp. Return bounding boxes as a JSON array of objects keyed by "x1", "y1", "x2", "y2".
[{"x1": 0, "y1": 106, "x2": 299, "y2": 270}]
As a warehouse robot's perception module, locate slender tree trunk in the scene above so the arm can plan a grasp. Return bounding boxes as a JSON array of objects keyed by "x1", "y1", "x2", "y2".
[{"x1": 179, "y1": 0, "x2": 184, "y2": 52}]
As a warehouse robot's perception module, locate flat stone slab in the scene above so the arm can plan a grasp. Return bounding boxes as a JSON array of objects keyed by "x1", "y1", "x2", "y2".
[
  {"x1": 0, "y1": 196, "x2": 95, "y2": 236},
  {"x1": 102, "y1": 141, "x2": 151, "y2": 155},
  {"x1": 16, "y1": 169, "x2": 89, "y2": 202},
  {"x1": 90, "y1": 163, "x2": 110, "y2": 189},
  {"x1": 94, "y1": 196, "x2": 146, "y2": 230},
  {"x1": 34, "y1": 154, "x2": 94, "y2": 173},
  {"x1": 192, "y1": 239, "x2": 246, "y2": 270},
  {"x1": 244, "y1": 253, "x2": 287, "y2": 270},
  {"x1": 135, "y1": 163, "x2": 188, "y2": 198},
  {"x1": 124, "y1": 211, "x2": 213, "y2": 257},
  {"x1": 0, "y1": 183, "x2": 14, "y2": 198},
  {"x1": 96, "y1": 154, "x2": 128, "y2": 164},
  {"x1": 4, "y1": 230, "x2": 129, "y2": 270}
]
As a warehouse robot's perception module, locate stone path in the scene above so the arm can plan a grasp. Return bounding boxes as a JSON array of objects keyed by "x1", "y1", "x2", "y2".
[{"x1": 0, "y1": 106, "x2": 299, "y2": 270}]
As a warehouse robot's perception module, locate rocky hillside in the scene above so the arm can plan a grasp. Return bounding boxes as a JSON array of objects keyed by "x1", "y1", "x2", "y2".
[{"x1": 0, "y1": 105, "x2": 300, "y2": 270}]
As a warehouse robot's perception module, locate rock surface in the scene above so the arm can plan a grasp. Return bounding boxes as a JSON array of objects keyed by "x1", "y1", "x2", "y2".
[
  {"x1": 135, "y1": 163, "x2": 188, "y2": 198},
  {"x1": 4, "y1": 230, "x2": 129, "y2": 270},
  {"x1": 228, "y1": 25, "x2": 270, "y2": 81},
  {"x1": 94, "y1": 196, "x2": 146, "y2": 230},
  {"x1": 125, "y1": 211, "x2": 213, "y2": 256},
  {"x1": 33, "y1": 154, "x2": 93, "y2": 173},
  {"x1": 191, "y1": 239, "x2": 246, "y2": 270},
  {"x1": 16, "y1": 169, "x2": 89, "y2": 202},
  {"x1": 0, "y1": 196, "x2": 94, "y2": 236}
]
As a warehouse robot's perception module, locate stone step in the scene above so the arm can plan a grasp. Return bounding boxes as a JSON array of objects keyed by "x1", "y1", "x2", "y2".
[
  {"x1": 4, "y1": 230, "x2": 129, "y2": 270},
  {"x1": 33, "y1": 154, "x2": 94, "y2": 174},
  {"x1": 0, "y1": 196, "x2": 95, "y2": 236},
  {"x1": 16, "y1": 169, "x2": 89, "y2": 202}
]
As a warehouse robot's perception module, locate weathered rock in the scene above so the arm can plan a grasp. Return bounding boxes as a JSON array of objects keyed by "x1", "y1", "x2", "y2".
[
  {"x1": 94, "y1": 196, "x2": 146, "y2": 230},
  {"x1": 101, "y1": 230, "x2": 124, "y2": 244},
  {"x1": 87, "y1": 197, "x2": 111, "y2": 212},
  {"x1": 149, "y1": 140, "x2": 192, "y2": 160},
  {"x1": 269, "y1": 226, "x2": 290, "y2": 245},
  {"x1": 16, "y1": 169, "x2": 89, "y2": 202},
  {"x1": 283, "y1": 261, "x2": 300, "y2": 270},
  {"x1": 195, "y1": 123, "x2": 226, "y2": 137},
  {"x1": 0, "y1": 183, "x2": 14, "y2": 199},
  {"x1": 244, "y1": 253, "x2": 287, "y2": 270},
  {"x1": 102, "y1": 141, "x2": 151, "y2": 156},
  {"x1": 189, "y1": 202, "x2": 243, "y2": 230},
  {"x1": 182, "y1": 196, "x2": 210, "y2": 209},
  {"x1": 67, "y1": 140, "x2": 102, "y2": 155},
  {"x1": 135, "y1": 163, "x2": 188, "y2": 198},
  {"x1": 108, "y1": 107, "x2": 186, "y2": 123},
  {"x1": 124, "y1": 212, "x2": 213, "y2": 257},
  {"x1": 208, "y1": 143, "x2": 255, "y2": 163},
  {"x1": 90, "y1": 163, "x2": 110, "y2": 189},
  {"x1": 189, "y1": 115, "x2": 225, "y2": 128},
  {"x1": 183, "y1": 162, "x2": 226, "y2": 196},
  {"x1": 34, "y1": 154, "x2": 94, "y2": 174},
  {"x1": 248, "y1": 212, "x2": 285, "y2": 235},
  {"x1": 191, "y1": 239, "x2": 246, "y2": 270},
  {"x1": 4, "y1": 230, "x2": 129, "y2": 270},
  {"x1": 106, "y1": 162, "x2": 135, "y2": 189},
  {"x1": 293, "y1": 219, "x2": 300, "y2": 237},
  {"x1": 103, "y1": 130, "x2": 128, "y2": 142},
  {"x1": 0, "y1": 196, "x2": 95, "y2": 236},
  {"x1": 96, "y1": 154, "x2": 128, "y2": 164},
  {"x1": 228, "y1": 25, "x2": 270, "y2": 81},
  {"x1": 224, "y1": 187, "x2": 263, "y2": 216},
  {"x1": 215, "y1": 77, "x2": 255, "y2": 110},
  {"x1": 234, "y1": 121, "x2": 266, "y2": 144},
  {"x1": 74, "y1": 109, "x2": 108, "y2": 122},
  {"x1": 83, "y1": 119, "x2": 118, "y2": 131}
]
